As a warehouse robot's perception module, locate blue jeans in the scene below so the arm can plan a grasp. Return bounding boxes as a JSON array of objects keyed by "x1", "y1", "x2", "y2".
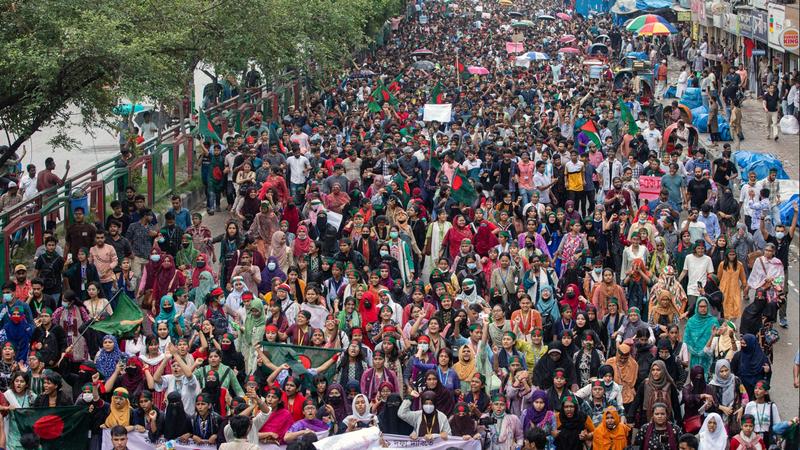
[
  {"x1": 519, "y1": 188, "x2": 534, "y2": 206},
  {"x1": 207, "y1": 185, "x2": 218, "y2": 209}
]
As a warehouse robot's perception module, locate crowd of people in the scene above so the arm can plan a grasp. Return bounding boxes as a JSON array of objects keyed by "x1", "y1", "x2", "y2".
[{"x1": 0, "y1": 0, "x2": 798, "y2": 449}]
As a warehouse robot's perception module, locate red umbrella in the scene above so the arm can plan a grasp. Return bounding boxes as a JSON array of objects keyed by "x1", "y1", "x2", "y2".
[
  {"x1": 556, "y1": 13, "x2": 572, "y2": 21},
  {"x1": 558, "y1": 47, "x2": 581, "y2": 54},
  {"x1": 411, "y1": 48, "x2": 434, "y2": 56},
  {"x1": 558, "y1": 34, "x2": 576, "y2": 43},
  {"x1": 467, "y1": 66, "x2": 490, "y2": 75}
]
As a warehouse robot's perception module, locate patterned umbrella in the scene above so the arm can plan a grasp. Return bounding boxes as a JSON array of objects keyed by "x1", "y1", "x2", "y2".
[
  {"x1": 522, "y1": 51, "x2": 550, "y2": 60},
  {"x1": 556, "y1": 13, "x2": 572, "y2": 21},
  {"x1": 636, "y1": 22, "x2": 678, "y2": 36},
  {"x1": 625, "y1": 14, "x2": 672, "y2": 32},
  {"x1": 558, "y1": 34, "x2": 576, "y2": 43}
]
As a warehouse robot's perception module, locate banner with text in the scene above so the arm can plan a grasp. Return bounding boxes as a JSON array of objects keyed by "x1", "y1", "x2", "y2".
[
  {"x1": 638, "y1": 175, "x2": 662, "y2": 200},
  {"x1": 102, "y1": 428, "x2": 481, "y2": 450}
]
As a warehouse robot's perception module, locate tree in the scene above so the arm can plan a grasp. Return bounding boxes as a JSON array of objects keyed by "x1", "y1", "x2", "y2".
[{"x1": 0, "y1": 0, "x2": 403, "y2": 167}]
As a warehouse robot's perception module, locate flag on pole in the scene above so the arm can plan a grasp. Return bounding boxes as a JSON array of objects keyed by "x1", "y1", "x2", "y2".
[
  {"x1": 450, "y1": 168, "x2": 477, "y2": 205},
  {"x1": 578, "y1": 120, "x2": 603, "y2": 149},
  {"x1": 89, "y1": 292, "x2": 143, "y2": 338},
  {"x1": 197, "y1": 108, "x2": 222, "y2": 143},
  {"x1": 371, "y1": 81, "x2": 398, "y2": 107},
  {"x1": 9, "y1": 407, "x2": 89, "y2": 450},
  {"x1": 430, "y1": 82, "x2": 446, "y2": 104},
  {"x1": 618, "y1": 96, "x2": 639, "y2": 135}
]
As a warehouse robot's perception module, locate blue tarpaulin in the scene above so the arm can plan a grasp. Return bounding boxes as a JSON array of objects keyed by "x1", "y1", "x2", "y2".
[
  {"x1": 680, "y1": 88, "x2": 702, "y2": 110},
  {"x1": 635, "y1": 0, "x2": 673, "y2": 8},
  {"x1": 691, "y1": 114, "x2": 732, "y2": 141},
  {"x1": 779, "y1": 194, "x2": 799, "y2": 226},
  {"x1": 733, "y1": 151, "x2": 791, "y2": 180},
  {"x1": 576, "y1": 0, "x2": 610, "y2": 16}
]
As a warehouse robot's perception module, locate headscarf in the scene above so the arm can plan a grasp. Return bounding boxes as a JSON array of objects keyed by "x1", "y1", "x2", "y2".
[
  {"x1": 192, "y1": 271, "x2": 215, "y2": 305},
  {"x1": 684, "y1": 297, "x2": 719, "y2": 370},
  {"x1": 708, "y1": 359, "x2": 736, "y2": 406},
  {"x1": 153, "y1": 254, "x2": 180, "y2": 301},
  {"x1": 379, "y1": 393, "x2": 414, "y2": 435},
  {"x1": 555, "y1": 395, "x2": 588, "y2": 449},
  {"x1": 522, "y1": 390, "x2": 551, "y2": 428},
  {"x1": 716, "y1": 187, "x2": 738, "y2": 218},
  {"x1": 95, "y1": 335, "x2": 123, "y2": 379},
  {"x1": 420, "y1": 369, "x2": 455, "y2": 415},
  {"x1": 698, "y1": 412, "x2": 728, "y2": 450},
  {"x1": 292, "y1": 225, "x2": 313, "y2": 258},
  {"x1": 3, "y1": 306, "x2": 32, "y2": 361},
  {"x1": 737, "y1": 334, "x2": 770, "y2": 387},
  {"x1": 191, "y1": 254, "x2": 214, "y2": 288},
  {"x1": 325, "y1": 384, "x2": 349, "y2": 421},
  {"x1": 176, "y1": 234, "x2": 200, "y2": 268},
  {"x1": 452, "y1": 345, "x2": 477, "y2": 382},
  {"x1": 560, "y1": 283, "x2": 581, "y2": 316},
  {"x1": 164, "y1": 391, "x2": 192, "y2": 440},
  {"x1": 689, "y1": 365, "x2": 708, "y2": 395},
  {"x1": 449, "y1": 401, "x2": 477, "y2": 436},
  {"x1": 153, "y1": 295, "x2": 183, "y2": 339},
  {"x1": 592, "y1": 406, "x2": 631, "y2": 450},
  {"x1": 537, "y1": 285, "x2": 561, "y2": 322},
  {"x1": 642, "y1": 360, "x2": 675, "y2": 419},
  {"x1": 259, "y1": 256, "x2": 287, "y2": 292},
  {"x1": 343, "y1": 394, "x2": 376, "y2": 426},
  {"x1": 269, "y1": 231, "x2": 290, "y2": 269},
  {"x1": 104, "y1": 388, "x2": 132, "y2": 428},
  {"x1": 620, "y1": 307, "x2": 650, "y2": 341},
  {"x1": 120, "y1": 356, "x2": 145, "y2": 397},
  {"x1": 243, "y1": 298, "x2": 267, "y2": 344}
]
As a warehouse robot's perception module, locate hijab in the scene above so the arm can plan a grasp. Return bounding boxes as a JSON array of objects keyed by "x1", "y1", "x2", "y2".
[
  {"x1": 379, "y1": 393, "x2": 414, "y2": 435},
  {"x1": 104, "y1": 388, "x2": 132, "y2": 428},
  {"x1": 420, "y1": 369, "x2": 455, "y2": 415},
  {"x1": 737, "y1": 334, "x2": 769, "y2": 387},
  {"x1": 163, "y1": 391, "x2": 192, "y2": 440},
  {"x1": 592, "y1": 407, "x2": 631, "y2": 450},
  {"x1": 192, "y1": 271, "x2": 215, "y2": 305},
  {"x1": 293, "y1": 225, "x2": 313, "y2": 258},
  {"x1": 343, "y1": 394, "x2": 376, "y2": 425},
  {"x1": 698, "y1": 412, "x2": 728, "y2": 450},
  {"x1": 684, "y1": 297, "x2": 719, "y2": 355},
  {"x1": 522, "y1": 389, "x2": 551, "y2": 428},
  {"x1": 269, "y1": 231, "x2": 290, "y2": 269},
  {"x1": 708, "y1": 359, "x2": 736, "y2": 406},
  {"x1": 242, "y1": 298, "x2": 267, "y2": 344},
  {"x1": 449, "y1": 401, "x2": 477, "y2": 436},
  {"x1": 176, "y1": 235, "x2": 200, "y2": 268},
  {"x1": 452, "y1": 344, "x2": 477, "y2": 381},
  {"x1": 154, "y1": 295, "x2": 183, "y2": 339},
  {"x1": 537, "y1": 285, "x2": 561, "y2": 321},
  {"x1": 325, "y1": 384, "x2": 349, "y2": 421},
  {"x1": 95, "y1": 335, "x2": 123, "y2": 379},
  {"x1": 643, "y1": 360, "x2": 675, "y2": 418},
  {"x1": 259, "y1": 256, "x2": 287, "y2": 292},
  {"x1": 556, "y1": 395, "x2": 588, "y2": 449}
]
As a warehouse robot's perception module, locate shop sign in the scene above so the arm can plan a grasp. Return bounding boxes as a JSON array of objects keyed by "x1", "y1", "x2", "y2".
[
  {"x1": 752, "y1": 10, "x2": 769, "y2": 44},
  {"x1": 768, "y1": 4, "x2": 786, "y2": 51},
  {"x1": 782, "y1": 28, "x2": 799, "y2": 53},
  {"x1": 751, "y1": 0, "x2": 768, "y2": 11},
  {"x1": 677, "y1": 11, "x2": 692, "y2": 22},
  {"x1": 752, "y1": 49, "x2": 766, "y2": 56},
  {"x1": 691, "y1": 0, "x2": 706, "y2": 22},
  {"x1": 723, "y1": 13, "x2": 739, "y2": 36},
  {"x1": 739, "y1": 13, "x2": 753, "y2": 39}
]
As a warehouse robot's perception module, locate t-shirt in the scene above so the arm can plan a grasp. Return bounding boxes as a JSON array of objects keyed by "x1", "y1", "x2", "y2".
[
  {"x1": 686, "y1": 177, "x2": 711, "y2": 207},
  {"x1": 643, "y1": 129, "x2": 661, "y2": 151},
  {"x1": 534, "y1": 172, "x2": 552, "y2": 204},
  {"x1": 565, "y1": 160, "x2": 585, "y2": 191},
  {"x1": 286, "y1": 155, "x2": 310, "y2": 184},
  {"x1": 140, "y1": 121, "x2": 158, "y2": 141},
  {"x1": 660, "y1": 174, "x2": 685, "y2": 205},
  {"x1": 712, "y1": 158, "x2": 737, "y2": 186},
  {"x1": 744, "y1": 401, "x2": 780, "y2": 434},
  {"x1": 683, "y1": 253, "x2": 714, "y2": 296},
  {"x1": 763, "y1": 92, "x2": 780, "y2": 112}
]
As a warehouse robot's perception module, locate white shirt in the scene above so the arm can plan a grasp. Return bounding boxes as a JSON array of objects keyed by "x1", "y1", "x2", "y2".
[
  {"x1": 597, "y1": 159, "x2": 622, "y2": 192},
  {"x1": 533, "y1": 171, "x2": 552, "y2": 204},
  {"x1": 739, "y1": 183, "x2": 758, "y2": 216},
  {"x1": 156, "y1": 373, "x2": 200, "y2": 415},
  {"x1": 140, "y1": 121, "x2": 159, "y2": 141},
  {"x1": 683, "y1": 253, "x2": 714, "y2": 296},
  {"x1": 744, "y1": 401, "x2": 780, "y2": 434},
  {"x1": 682, "y1": 220, "x2": 708, "y2": 245},
  {"x1": 19, "y1": 173, "x2": 38, "y2": 201},
  {"x1": 286, "y1": 155, "x2": 310, "y2": 184},
  {"x1": 643, "y1": 128, "x2": 661, "y2": 151}
]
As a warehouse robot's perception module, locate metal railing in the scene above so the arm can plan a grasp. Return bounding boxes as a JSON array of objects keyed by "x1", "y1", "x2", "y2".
[{"x1": 0, "y1": 81, "x2": 303, "y2": 281}]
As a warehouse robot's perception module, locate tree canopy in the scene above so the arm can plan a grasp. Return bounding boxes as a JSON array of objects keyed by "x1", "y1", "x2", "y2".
[{"x1": 0, "y1": 0, "x2": 402, "y2": 163}]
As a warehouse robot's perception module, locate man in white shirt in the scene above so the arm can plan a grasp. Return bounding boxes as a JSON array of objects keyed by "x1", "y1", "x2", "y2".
[
  {"x1": 289, "y1": 125, "x2": 310, "y2": 154},
  {"x1": 678, "y1": 241, "x2": 715, "y2": 315},
  {"x1": 597, "y1": 149, "x2": 623, "y2": 194},
  {"x1": 139, "y1": 112, "x2": 159, "y2": 142},
  {"x1": 286, "y1": 144, "x2": 311, "y2": 199},
  {"x1": 19, "y1": 164, "x2": 38, "y2": 201},
  {"x1": 642, "y1": 120, "x2": 662, "y2": 154},
  {"x1": 533, "y1": 160, "x2": 555, "y2": 205},
  {"x1": 739, "y1": 170, "x2": 759, "y2": 229}
]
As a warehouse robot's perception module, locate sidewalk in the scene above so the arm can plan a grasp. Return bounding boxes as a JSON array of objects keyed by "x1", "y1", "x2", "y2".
[{"x1": 662, "y1": 57, "x2": 799, "y2": 178}]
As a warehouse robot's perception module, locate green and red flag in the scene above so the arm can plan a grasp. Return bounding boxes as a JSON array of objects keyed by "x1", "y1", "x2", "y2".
[
  {"x1": 429, "y1": 136, "x2": 441, "y2": 171},
  {"x1": 450, "y1": 168, "x2": 477, "y2": 205},
  {"x1": 388, "y1": 73, "x2": 403, "y2": 92},
  {"x1": 618, "y1": 96, "x2": 640, "y2": 135},
  {"x1": 197, "y1": 108, "x2": 222, "y2": 143},
  {"x1": 578, "y1": 120, "x2": 603, "y2": 149},
  {"x1": 371, "y1": 81, "x2": 398, "y2": 107},
  {"x1": 430, "y1": 81, "x2": 446, "y2": 104},
  {"x1": 89, "y1": 291, "x2": 143, "y2": 338},
  {"x1": 9, "y1": 406, "x2": 89, "y2": 450},
  {"x1": 261, "y1": 342, "x2": 341, "y2": 383}
]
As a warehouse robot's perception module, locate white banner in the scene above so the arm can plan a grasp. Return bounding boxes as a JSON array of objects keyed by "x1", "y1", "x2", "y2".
[
  {"x1": 102, "y1": 428, "x2": 481, "y2": 450},
  {"x1": 423, "y1": 103, "x2": 453, "y2": 123}
]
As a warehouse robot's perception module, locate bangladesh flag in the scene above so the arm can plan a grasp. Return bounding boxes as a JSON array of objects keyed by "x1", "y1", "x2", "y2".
[
  {"x1": 450, "y1": 168, "x2": 477, "y2": 205},
  {"x1": 371, "y1": 81, "x2": 398, "y2": 107},
  {"x1": 429, "y1": 137, "x2": 441, "y2": 171},
  {"x1": 90, "y1": 292, "x2": 143, "y2": 338},
  {"x1": 430, "y1": 81, "x2": 446, "y2": 104},
  {"x1": 578, "y1": 120, "x2": 603, "y2": 149},
  {"x1": 9, "y1": 407, "x2": 89, "y2": 450},
  {"x1": 197, "y1": 108, "x2": 222, "y2": 143},
  {"x1": 618, "y1": 96, "x2": 639, "y2": 135},
  {"x1": 262, "y1": 342, "x2": 341, "y2": 380},
  {"x1": 388, "y1": 73, "x2": 402, "y2": 92}
]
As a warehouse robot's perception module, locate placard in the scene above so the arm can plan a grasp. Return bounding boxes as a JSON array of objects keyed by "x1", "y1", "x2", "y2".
[
  {"x1": 423, "y1": 103, "x2": 453, "y2": 123},
  {"x1": 639, "y1": 175, "x2": 663, "y2": 200}
]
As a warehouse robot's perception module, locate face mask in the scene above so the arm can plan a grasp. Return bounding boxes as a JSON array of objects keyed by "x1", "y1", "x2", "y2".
[
  {"x1": 639, "y1": 217, "x2": 647, "y2": 223},
  {"x1": 182, "y1": 243, "x2": 190, "y2": 248},
  {"x1": 10, "y1": 316, "x2": 22, "y2": 324},
  {"x1": 196, "y1": 261, "x2": 205, "y2": 268},
  {"x1": 362, "y1": 233, "x2": 370, "y2": 238},
  {"x1": 267, "y1": 262, "x2": 277, "y2": 271},
  {"x1": 150, "y1": 254, "x2": 161, "y2": 262},
  {"x1": 81, "y1": 393, "x2": 94, "y2": 403},
  {"x1": 594, "y1": 268, "x2": 602, "y2": 274},
  {"x1": 125, "y1": 367, "x2": 138, "y2": 376},
  {"x1": 464, "y1": 286, "x2": 474, "y2": 293},
  {"x1": 2, "y1": 293, "x2": 12, "y2": 302},
  {"x1": 467, "y1": 263, "x2": 477, "y2": 270},
  {"x1": 389, "y1": 231, "x2": 399, "y2": 239},
  {"x1": 206, "y1": 380, "x2": 220, "y2": 390},
  {"x1": 422, "y1": 404, "x2": 435, "y2": 414},
  {"x1": 418, "y1": 343, "x2": 429, "y2": 352},
  {"x1": 157, "y1": 237, "x2": 165, "y2": 244},
  {"x1": 380, "y1": 250, "x2": 389, "y2": 257},
  {"x1": 328, "y1": 396, "x2": 342, "y2": 404},
  {"x1": 221, "y1": 343, "x2": 231, "y2": 351},
  {"x1": 775, "y1": 231, "x2": 785, "y2": 240}
]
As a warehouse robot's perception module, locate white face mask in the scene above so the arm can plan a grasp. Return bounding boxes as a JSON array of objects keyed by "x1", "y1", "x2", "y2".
[
  {"x1": 418, "y1": 343, "x2": 429, "y2": 352},
  {"x1": 267, "y1": 262, "x2": 277, "y2": 271},
  {"x1": 82, "y1": 393, "x2": 94, "y2": 403},
  {"x1": 775, "y1": 231, "x2": 785, "y2": 240},
  {"x1": 422, "y1": 404, "x2": 435, "y2": 414}
]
